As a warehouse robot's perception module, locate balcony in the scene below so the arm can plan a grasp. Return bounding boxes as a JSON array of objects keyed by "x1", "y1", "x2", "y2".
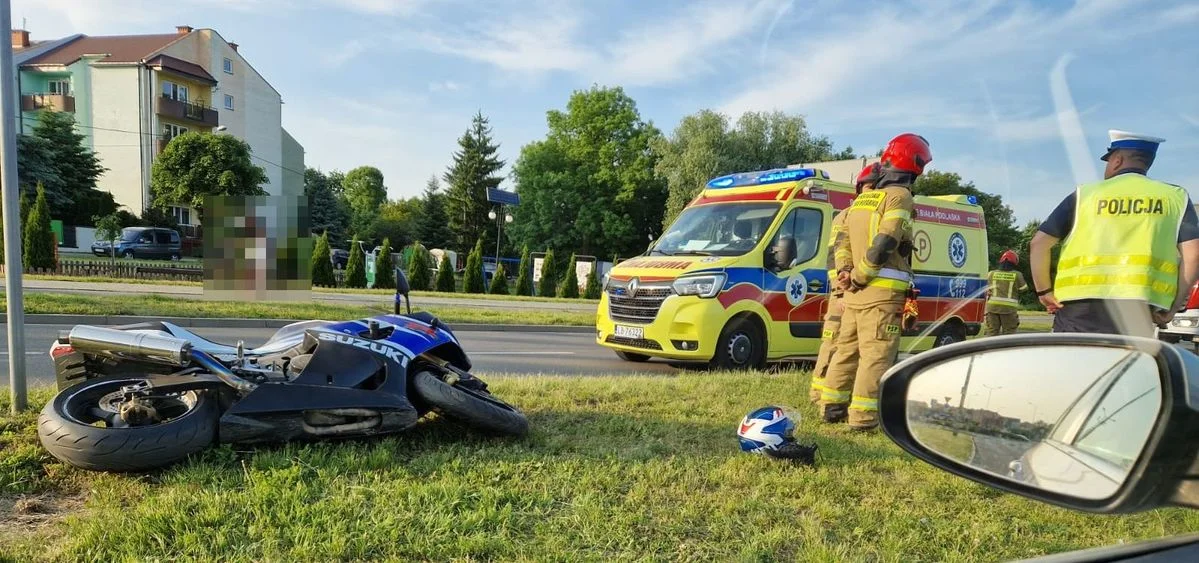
[
  {"x1": 21, "y1": 93, "x2": 75, "y2": 113},
  {"x1": 156, "y1": 95, "x2": 218, "y2": 127}
]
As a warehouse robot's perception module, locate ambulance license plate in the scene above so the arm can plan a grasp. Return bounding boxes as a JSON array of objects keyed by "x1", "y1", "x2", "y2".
[{"x1": 614, "y1": 325, "x2": 644, "y2": 339}]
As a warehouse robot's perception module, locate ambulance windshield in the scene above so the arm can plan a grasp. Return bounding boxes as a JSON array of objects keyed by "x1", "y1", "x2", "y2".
[{"x1": 651, "y1": 202, "x2": 781, "y2": 256}]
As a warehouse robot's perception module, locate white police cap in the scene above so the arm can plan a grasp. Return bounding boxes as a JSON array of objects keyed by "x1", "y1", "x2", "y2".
[{"x1": 1101, "y1": 130, "x2": 1165, "y2": 162}]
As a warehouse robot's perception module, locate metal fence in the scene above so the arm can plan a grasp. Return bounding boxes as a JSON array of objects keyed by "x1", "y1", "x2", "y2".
[{"x1": 6, "y1": 259, "x2": 205, "y2": 281}]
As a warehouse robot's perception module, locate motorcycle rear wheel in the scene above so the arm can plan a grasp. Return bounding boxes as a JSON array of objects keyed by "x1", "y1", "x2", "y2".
[
  {"x1": 412, "y1": 371, "x2": 529, "y2": 437},
  {"x1": 38, "y1": 376, "x2": 218, "y2": 472}
]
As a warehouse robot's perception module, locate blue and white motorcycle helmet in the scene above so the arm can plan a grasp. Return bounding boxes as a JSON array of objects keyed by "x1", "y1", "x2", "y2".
[
  {"x1": 738, "y1": 406, "x2": 797, "y2": 453},
  {"x1": 738, "y1": 405, "x2": 817, "y2": 464}
]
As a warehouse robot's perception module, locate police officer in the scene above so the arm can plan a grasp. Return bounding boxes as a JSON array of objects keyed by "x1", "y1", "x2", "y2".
[
  {"x1": 1030, "y1": 131, "x2": 1199, "y2": 337},
  {"x1": 820, "y1": 134, "x2": 929, "y2": 430},
  {"x1": 983, "y1": 250, "x2": 1027, "y2": 336},
  {"x1": 810, "y1": 163, "x2": 881, "y2": 404}
]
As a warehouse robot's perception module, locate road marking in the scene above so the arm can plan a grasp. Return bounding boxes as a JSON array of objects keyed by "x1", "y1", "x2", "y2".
[
  {"x1": 0, "y1": 352, "x2": 49, "y2": 356},
  {"x1": 470, "y1": 351, "x2": 576, "y2": 356}
]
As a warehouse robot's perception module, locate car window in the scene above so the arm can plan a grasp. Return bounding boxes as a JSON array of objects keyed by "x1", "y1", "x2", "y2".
[
  {"x1": 154, "y1": 232, "x2": 171, "y2": 244},
  {"x1": 170, "y1": 232, "x2": 181, "y2": 243},
  {"x1": 1070, "y1": 353, "x2": 1161, "y2": 469},
  {"x1": 121, "y1": 228, "x2": 141, "y2": 242},
  {"x1": 1049, "y1": 351, "x2": 1138, "y2": 443},
  {"x1": 768, "y1": 207, "x2": 823, "y2": 269}
]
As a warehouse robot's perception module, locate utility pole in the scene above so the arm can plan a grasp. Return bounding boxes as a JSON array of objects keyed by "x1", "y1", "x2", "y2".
[{"x1": 1, "y1": 0, "x2": 29, "y2": 413}]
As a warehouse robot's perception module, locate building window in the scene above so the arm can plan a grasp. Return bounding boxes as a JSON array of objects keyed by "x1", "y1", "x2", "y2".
[
  {"x1": 169, "y1": 206, "x2": 192, "y2": 226},
  {"x1": 47, "y1": 79, "x2": 70, "y2": 95},
  {"x1": 223, "y1": 57, "x2": 233, "y2": 74},
  {"x1": 224, "y1": 94, "x2": 234, "y2": 110},
  {"x1": 161, "y1": 81, "x2": 188, "y2": 102},
  {"x1": 163, "y1": 123, "x2": 189, "y2": 141}
]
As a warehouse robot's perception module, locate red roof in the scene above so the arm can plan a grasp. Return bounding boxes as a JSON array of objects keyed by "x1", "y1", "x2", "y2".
[{"x1": 21, "y1": 34, "x2": 181, "y2": 66}]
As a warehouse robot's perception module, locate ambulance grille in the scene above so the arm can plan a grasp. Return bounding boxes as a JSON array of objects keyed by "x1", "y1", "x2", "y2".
[{"x1": 607, "y1": 281, "x2": 672, "y2": 324}]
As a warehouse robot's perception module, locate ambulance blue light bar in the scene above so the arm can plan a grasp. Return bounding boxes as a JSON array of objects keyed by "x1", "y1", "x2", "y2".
[
  {"x1": 706, "y1": 168, "x2": 828, "y2": 189},
  {"x1": 968, "y1": 195, "x2": 978, "y2": 205}
]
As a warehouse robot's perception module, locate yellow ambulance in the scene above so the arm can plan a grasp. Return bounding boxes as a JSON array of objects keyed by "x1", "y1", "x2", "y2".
[{"x1": 595, "y1": 167, "x2": 990, "y2": 369}]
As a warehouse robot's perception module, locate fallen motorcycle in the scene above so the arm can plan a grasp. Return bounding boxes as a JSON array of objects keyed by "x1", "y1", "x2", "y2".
[{"x1": 38, "y1": 269, "x2": 528, "y2": 472}]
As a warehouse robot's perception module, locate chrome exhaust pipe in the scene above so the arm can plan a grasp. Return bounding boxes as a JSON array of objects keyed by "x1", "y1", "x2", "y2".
[
  {"x1": 68, "y1": 325, "x2": 191, "y2": 366},
  {"x1": 68, "y1": 325, "x2": 258, "y2": 394}
]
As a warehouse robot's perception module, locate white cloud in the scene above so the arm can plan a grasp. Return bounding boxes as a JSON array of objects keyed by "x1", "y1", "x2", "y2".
[
  {"x1": 320, "y1": 39, "x2": 369, "y2": 68},
  {"x1": 327, "y1": 0, "x2": 430, "y2": 16},
  {"x1": 428, "y1": 81, "x2": 461, "y2": 92},
  {"x1": 990, "y1": 106, "x2": 1103, "y2": 143},
  {"x1": 408, "y1": 8, "x2": 597, "y2": 73},
  {"x1": 931, "y1": 155, "x2": 1074, "y2": 224},
  {"x1": 1183, "y1": 114, "x2": 1199, "y2": 128},
  {"x1": 600, "y1": 0, "x2": 787, "y2": 86}
]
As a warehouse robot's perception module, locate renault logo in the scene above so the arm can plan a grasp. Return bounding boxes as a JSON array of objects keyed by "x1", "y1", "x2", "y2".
[{"x1": 628, "y1": 277, "x2": 639, "y2": 298}]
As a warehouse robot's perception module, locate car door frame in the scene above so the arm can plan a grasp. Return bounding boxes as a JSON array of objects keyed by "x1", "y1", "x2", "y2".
[{"x1": 760, "y1": 201, "x2": 832, "y2": 358}]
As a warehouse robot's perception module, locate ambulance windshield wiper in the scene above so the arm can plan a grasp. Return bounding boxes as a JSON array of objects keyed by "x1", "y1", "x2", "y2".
[{"x1": 672, "y1": 250, "x2": 714, "y2": 256}]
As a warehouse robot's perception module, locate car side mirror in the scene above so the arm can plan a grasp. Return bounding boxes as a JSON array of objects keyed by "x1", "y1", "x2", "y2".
[
  {"x1": 394, "y1": 267, "x2": 411, "y2": 315},
  {"x1": 879, "y1": 333, "x2": 1199, "y2": 514}
]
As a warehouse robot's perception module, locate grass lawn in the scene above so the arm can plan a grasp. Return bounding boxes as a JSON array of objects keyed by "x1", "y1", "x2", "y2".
[
  {"x1": 1, "y1": 293, "x2": 594, "y2": 326},
  {"x1": 2, "y1": 372, "x2": 1195, "y2": 561},
  {"x1": 19, "y1": 275, "x2": 598, "y2": 303},
  {"x1": 910, "y1": 422, "x2": 975, "y2": 462}
]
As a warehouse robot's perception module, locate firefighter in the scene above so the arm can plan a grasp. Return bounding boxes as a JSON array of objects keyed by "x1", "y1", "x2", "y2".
[
  {"x1": 819, "y1": 134, "x2": 929, "y2": 430},
  {"x1": 809, "y1": 163, "x2": 881, "y2": 404},
  {"x1": 983, "y1": 250, "x2": 1028, "y2": 336},
  {"x1": 1030, "y1": 130, "x2": 1199, "y2": 337}
]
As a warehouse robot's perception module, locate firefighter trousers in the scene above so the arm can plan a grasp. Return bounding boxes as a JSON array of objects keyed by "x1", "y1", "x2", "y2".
[
  {"x1": 809, "y1": 293, "x2": 843, "y2": 404},
  {"x1": 819, "y1": 299, "x2": 904, "y2": 429},
  {"x1": 983, "y1": 310, "x2": 1019, "y2": 336}
]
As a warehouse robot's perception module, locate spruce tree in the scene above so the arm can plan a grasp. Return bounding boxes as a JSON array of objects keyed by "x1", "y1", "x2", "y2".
[
  {"x1": 374, "y1": 238, "x2": 395, "y2": 289},
  {"x1": 435, "y1": 252, "x2": 457, "y2": 292},
  {"x1": 537, "y1": 248, "x2": 557, "y2": 297},
  {"x1": 558, "y1": 253, "x2": 580, "y2": 298},
  {"x1": 311, "y1": 232, "x2": 335, "y2": 287},
  {"x1": 407, "y1": 242, "x2": 433, "y2": 291},
  {"x1": 345, "y1": 236, "x2": 367, "y2": 288},
  {"x1": 23, "y1": 184, "x2": 57, "y2": 271},
  {"x1": 463, "y1": 239, "x2": 486, "y2": 294},
  {"x1": 488, "y1": 264, "x2": 509, "y2": 295},
  {"x1": 584, "y1": 267, "x2": 602, "y2": 299},
  {"x1": 443, "y1": 112, "x2": 505, "y2": 251},
  {"x1": 514, "y1": 245, "x2": 532, "y2": 296}
]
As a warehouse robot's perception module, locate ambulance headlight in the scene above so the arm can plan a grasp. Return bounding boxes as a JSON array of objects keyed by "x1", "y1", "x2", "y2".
[
  {"x1": 602, "y1": 272, "x2": 611, "y2": 291},
  {"x1": 672, "y1": 273, "x2": 726, "y2": 298}
]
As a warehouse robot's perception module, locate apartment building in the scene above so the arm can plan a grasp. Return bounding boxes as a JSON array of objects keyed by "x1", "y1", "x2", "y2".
[{"x1": 13, "y1": 26, "x2": 303, "y2": 228}]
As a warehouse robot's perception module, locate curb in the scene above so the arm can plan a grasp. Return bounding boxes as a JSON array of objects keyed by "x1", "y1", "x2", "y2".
[{"x1": 13, "y1": 314, "x2": 594, "y2": 333}]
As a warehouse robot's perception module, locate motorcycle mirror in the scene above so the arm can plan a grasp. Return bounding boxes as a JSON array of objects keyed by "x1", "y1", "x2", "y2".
[
  {"x1": 879, "y1": 333, "x2": 1199, "y2": 515},
  {"x1": 394, "y1": 267, "x2": 411, "y2": 315}
]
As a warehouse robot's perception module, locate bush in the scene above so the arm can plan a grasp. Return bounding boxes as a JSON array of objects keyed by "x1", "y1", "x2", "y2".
[
  {"x1": 435, "y1": 253, "x2": 456, "y2": 292},
  {"x1": 24, "y1": 184, "x2": 57, "y2": 271},
  {"x1": 344, "y1": 236, "x2": 366, "y2": 288},
  {"x1": 488, "y1": 264, "x2": 509, "y2": 295},
  {"x1": 537, "y1": 248, "x2": 557, "y2": 297},
  {"x1": 557, "y1": 253, "x2": 580, "y2": 298},
  {"x1": 463, "y1": 239, "x2": 485, "y2": 294},
  {"x1": 584, "y1": 267, "x2": 602, "y2": 299},
  {"x1": 407, "y1": 242, "x2": 433, "y2": 291},
  {"x1": 374, "y1": 238, "x2": 395, "y2": 289},
  {"x1": 311, "y1": 232, "x2": 336, "y2": 287},
  {"x1": 514, "y1": 245, "x2": 532, "y2": 296}
]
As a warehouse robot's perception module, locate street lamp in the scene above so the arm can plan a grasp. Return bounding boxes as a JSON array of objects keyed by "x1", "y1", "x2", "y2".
[
  {"x1": 982, "y1": 384, "x2": 1004, "y2": 411},
  {"x1": 488, "y1": 206, "x2": 513, "y2": 286}
]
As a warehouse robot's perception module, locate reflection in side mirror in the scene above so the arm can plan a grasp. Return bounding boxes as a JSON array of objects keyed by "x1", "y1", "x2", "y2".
[
  {"x1": 394, "y1": 267, "x2": 411, "y2": 315},
  {"x1": 905, "y1": 345, "x2": 1163, "y2": 501}
]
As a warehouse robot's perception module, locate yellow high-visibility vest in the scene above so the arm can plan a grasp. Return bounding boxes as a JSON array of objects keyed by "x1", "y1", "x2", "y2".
[
  {"x1": 1055, "y1": 174, "x2": 1189, "y2": 310},
  {"x1": 987, "y1": 271, "x2": 1021, "y2": 308}
]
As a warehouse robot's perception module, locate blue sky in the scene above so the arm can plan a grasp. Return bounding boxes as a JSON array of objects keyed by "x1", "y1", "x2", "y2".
[{"x1": 16, "y1": 0, "x2": 1199, "y2": 225}]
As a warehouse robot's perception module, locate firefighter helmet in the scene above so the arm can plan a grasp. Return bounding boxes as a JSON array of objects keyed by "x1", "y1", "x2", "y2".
[
  {"x1": 1000, "y1": 250, "x2": 1019, "y2": 266},
  {"x1": 855, "y1": 163, "x2": 882, "y2": 193},
  {"x1": 881, "y1": 133, "x2": 932, "y2": 175}
]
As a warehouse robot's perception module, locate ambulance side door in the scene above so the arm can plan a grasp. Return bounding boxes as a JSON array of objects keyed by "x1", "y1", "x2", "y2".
[{"x1": 762, "y1": 203, "x2": 830, "y2": 356}]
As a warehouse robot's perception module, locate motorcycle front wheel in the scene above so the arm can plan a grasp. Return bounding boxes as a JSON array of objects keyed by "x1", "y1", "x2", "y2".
[
  {"x1": 412, "y1": 371, "x2": 529, "y2": 437},
  {"x1": 38, "y1": 376, "x2": 218, "y2": 472}
]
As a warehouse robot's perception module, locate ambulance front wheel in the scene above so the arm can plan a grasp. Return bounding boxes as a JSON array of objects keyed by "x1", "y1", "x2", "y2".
[
  {"x1": 711, "y1": 316, "x2": 766, "y2": 371},
  {"x1": 615, "y1": 351, "x2": 651, "y2": 362}
]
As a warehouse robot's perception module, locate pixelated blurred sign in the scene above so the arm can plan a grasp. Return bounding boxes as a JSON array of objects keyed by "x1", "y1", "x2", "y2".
[
  {"x1": 486, "y1": 188, "x2": 520, "y2": 206},
  {"x1": 203, "y1": 195, "x2": 312, "y2": 302}
]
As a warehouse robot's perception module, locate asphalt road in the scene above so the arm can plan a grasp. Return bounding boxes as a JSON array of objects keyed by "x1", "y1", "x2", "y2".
[
  {"x1": 969, "y1": 433, "x2": 1037, "y2": 476},
  {"x1": 0, "y1": 324, "x2": 677, "y2": 389}
]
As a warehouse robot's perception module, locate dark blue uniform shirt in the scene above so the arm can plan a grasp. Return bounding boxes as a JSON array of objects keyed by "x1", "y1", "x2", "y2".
[{"x1": 1039, "y1": 171, "x2": 1199, "y2": 243}]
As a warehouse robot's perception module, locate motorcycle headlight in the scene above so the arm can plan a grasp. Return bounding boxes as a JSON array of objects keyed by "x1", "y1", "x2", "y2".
[{"x1": 672, "y1": 273, "x2": 726, "y2": 298}]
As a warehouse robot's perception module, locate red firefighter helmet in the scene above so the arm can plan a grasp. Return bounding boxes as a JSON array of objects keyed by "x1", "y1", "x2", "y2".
[
  {"x1": 881, "y1": 133, "x2": 932, "y2": 175},
  {"x1": 999, "y1": 250, "x2": 1019, "y2": 266},
  {"x1": 854, "y1": 163, "x2": 881, "y2": 193}
]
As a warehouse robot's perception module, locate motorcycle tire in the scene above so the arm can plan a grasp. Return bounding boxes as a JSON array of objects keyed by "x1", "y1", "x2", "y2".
[
  {"x1": 412, "y1": 371, "x2": 529, "y2": 437},
  {"x1": 38, "y1": 376, "x2": 219, "y2": 472}
]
